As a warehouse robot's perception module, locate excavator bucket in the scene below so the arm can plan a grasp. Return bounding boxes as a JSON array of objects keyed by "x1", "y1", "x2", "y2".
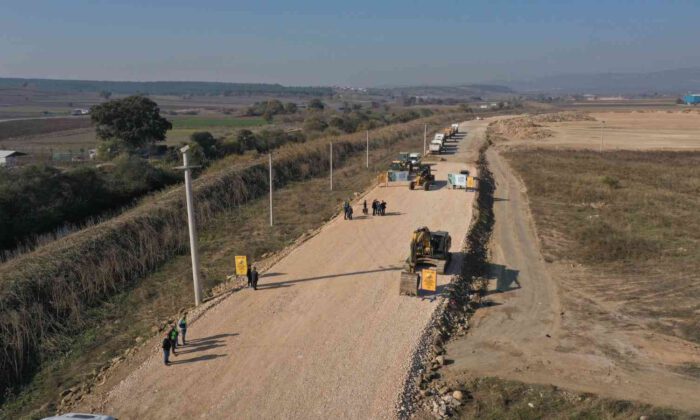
[{"x1": 399, "y1": 271, "x2": 419, "y2": 296}]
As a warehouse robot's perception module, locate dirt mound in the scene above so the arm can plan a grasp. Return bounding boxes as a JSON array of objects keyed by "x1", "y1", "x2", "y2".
[
  {"x1": 489, "y1": 118, "x2": 553, "y2": 140},
  {"x1": 533, "y1": 111, "x2": 596, "y2": 123},
  {"x1": 489, "y1": 112, "x2": 595, "y2": 141}
]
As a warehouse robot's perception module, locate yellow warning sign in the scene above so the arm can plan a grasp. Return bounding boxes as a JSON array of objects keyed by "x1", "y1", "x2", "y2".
[
  {"x1": 235, "y1": 255, "x2": 248, "y2": 276},
  {"x1": 467, "y1": 176, "x2": 476, "y2": 189},
  {"x1": 421, "y1": 269, "x2": 437, "y2": 292}
]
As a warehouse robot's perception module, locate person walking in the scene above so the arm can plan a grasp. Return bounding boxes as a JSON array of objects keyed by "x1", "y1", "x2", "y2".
[
  {"x1": 162, "y1": 334, "x2": 172, "y2": 365},
  {"x1": 380, "y1": 201, "x2": 387, "y2": 216},
  {"x1": 169, "y1": 324, "x2": 179, "y2": 356},
  {"x1": 178, "y1": 314, "x2": 188, "y2": 346},
  {"x1": 246, "y1": 264, "x2": 253, "y2": 288},
  {"x1": 347, "y1": 205, "x2": 353, "y2": 220},
  {"x1": 371, "y1": 200, "x2": 377, "y2": 216},
  {"x1": 343, "y1": 200, "x2": 350, "y2": 220},
  {"x1": 362, "y1": 200, "x2": 368, "y2": 215},
  {"x1": 251, "y1": 266, "x2": 259, "y2": 290}
]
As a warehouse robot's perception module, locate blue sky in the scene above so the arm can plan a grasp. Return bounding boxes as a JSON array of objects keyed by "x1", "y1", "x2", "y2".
[{"x1": 1, "y1": 0, "x2": 698, "y2": 86}]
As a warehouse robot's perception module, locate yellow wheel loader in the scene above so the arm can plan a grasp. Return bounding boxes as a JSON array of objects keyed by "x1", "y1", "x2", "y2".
[
  {"x1": 409, "y1": 165, "x2": 434, "y2": 190},
  {"x1": 399, "y1": 227, "x2": 452, "y2": 296}
]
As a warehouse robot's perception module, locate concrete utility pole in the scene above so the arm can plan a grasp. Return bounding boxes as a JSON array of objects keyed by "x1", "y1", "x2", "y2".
[
  {"x1": 177, "y1": 145, "x2": 202, "y2": 306},
  {"x1": 330, "y1": 142, "x2": 333, "y2": 191},
  {"x1": 366, "y1": 130, "x2": 369, "y2": 168},
  {"x1": 269, "y1": 153, "x2": 273, "y2": 227},
  {"x1": 423, "y1": 124, "x2": 427, "y2": 155},
  {"x1": 600, "y1": 120, "x2": 605, "y2": 152}
]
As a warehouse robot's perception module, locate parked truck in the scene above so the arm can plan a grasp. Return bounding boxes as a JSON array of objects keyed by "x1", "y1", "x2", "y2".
[{"x1": 429, "y1": 140, "x2": 443, "y2": 154}]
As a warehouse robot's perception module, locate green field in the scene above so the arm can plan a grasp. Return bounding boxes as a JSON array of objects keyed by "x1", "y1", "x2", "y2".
[{"x1": 171, "y1": 116, "x2": 267, "y2": 129}]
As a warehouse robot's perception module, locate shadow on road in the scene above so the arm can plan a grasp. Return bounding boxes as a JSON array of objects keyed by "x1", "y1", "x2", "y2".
[
  {"x1": 170, "y1": 354, "x2": 227, "y2": 365},
  {"x1": 430, "y1": 180, "x2": 448, "y2": 191},
  {"x1": 257, "y1": 266, "x2": 403, "y2": 289},
  {"x1": 487, "y1": 263, "x2": 521, "y2": 293}
]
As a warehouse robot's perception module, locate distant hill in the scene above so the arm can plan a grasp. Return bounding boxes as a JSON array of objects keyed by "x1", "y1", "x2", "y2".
[
  {"x1": 499, "y1": 68, "x2": 700, "y2": 95},
  {"x1": 0, "y1": 77, "x2": 333, "y2": 97},
  {"x1": 369, "y1": 84, "x2": 515, "y2": 99}
]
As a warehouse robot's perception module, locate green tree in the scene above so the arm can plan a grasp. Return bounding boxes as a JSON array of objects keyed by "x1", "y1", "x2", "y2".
[
  {"x1": 190, "y1": 131, "x2": 220, "y2": 158},
  {"x1": 265, "y1": 99, "x2": 284, "y2": 115},
  {"x1": 237, "y1": 129, "x2": 257, "y2": 150},
  {"x1": 91, "y1": 95, "x2": 172, "y2": 150},
  {"x1": 308, "y1": 98, "x2": 325, "y2": 111},
  {"x1": 303, "y1": 115, "x2": 328, "y2": 132}
]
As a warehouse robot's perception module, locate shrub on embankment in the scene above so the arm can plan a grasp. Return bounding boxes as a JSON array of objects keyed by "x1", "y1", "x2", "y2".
[{"x1": 0, "y1": 112, "x2": 465, "y2": 398}]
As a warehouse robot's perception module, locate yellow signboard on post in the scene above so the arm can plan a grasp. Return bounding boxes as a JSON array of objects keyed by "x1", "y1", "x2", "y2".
[
  {"x1": 421, "y1": 269, "x2": 437, "y2": 292},
  {"x1": 235, "y1": 255, "x2": 248, "y2": 276},
  {"x1": 467, "y1": 176, "x2": 476, "y2": 189}
]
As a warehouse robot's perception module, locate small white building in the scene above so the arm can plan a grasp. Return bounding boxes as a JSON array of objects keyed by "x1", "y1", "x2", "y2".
[{"x1": 0, "y1": 150, "x2": 27, "y2": 167}]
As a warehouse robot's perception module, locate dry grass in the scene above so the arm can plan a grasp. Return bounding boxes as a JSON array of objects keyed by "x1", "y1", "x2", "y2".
[
  {"x1": 452, "y1": 377, "x2": 686, "y2": 420},
  {"x1": 503, "y1": 148, "x2": 700, "y2": 344},
  {"x1": 0, "y1": 111, "x2": 465, "y2": 412}
]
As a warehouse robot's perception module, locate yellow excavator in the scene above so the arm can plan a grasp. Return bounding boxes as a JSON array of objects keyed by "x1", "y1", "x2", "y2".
[{"x1": 399, "y1": 227, "x2": 452, "y2": 295}]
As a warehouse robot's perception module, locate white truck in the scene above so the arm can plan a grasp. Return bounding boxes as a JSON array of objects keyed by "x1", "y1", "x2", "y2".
[
  {"x1": 451, "y1": 123, "x2": 460, "y2": 134},
  {"x1": 429, "y1": 139, "x2": 443, "y2": 154}
]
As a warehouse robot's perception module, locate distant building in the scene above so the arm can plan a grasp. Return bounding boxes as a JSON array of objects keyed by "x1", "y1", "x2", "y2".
[
  {"x1": 684, "y1": 94, "x2": 700, "y2": 105},
  {"x1": 0, "y1": 150, "x2": 27, "y2": 167}
]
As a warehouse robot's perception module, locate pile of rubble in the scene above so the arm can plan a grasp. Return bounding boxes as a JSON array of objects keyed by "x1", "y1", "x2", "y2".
[
  {"x1": 490, "y1": 111, "x2": 596, "y2": 141},
  {"x1": 533, "y1": 111, "x2": 596, "y2": 123}
]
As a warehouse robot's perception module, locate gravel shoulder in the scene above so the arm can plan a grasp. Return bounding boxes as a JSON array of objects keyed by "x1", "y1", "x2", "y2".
[{"x1": 92, "y1": 120, "x2": 485, "y2": 419}]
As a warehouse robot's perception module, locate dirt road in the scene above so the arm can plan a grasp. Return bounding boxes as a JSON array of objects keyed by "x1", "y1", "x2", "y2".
[
  {"x1": 443, "y1": 147, "x2": 700, "y2": 412},
  {"x1": 92, "y1": 120, "x2": 485, "y2": 419}
]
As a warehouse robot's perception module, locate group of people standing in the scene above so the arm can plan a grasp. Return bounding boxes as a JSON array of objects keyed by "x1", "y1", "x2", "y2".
[
  {"x1": 345, "y1": 199, "x2": 388, "y2": 219},
  {"x1": 371, "y1": 199, "x2": 387, "y2": 216},
  {"x1": 162, "y1": 314, "x2": 188, "y2": 365}
]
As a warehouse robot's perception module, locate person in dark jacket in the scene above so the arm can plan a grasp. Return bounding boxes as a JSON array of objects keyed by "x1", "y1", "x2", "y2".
[
  {"x1": 347, "y1": 205, "x2": 353, "y2": 220},
  {"x1": 251, "y1": 266, "x2": 259, "y2": 290},
  {"x1": 162, "y1": 335, "x2": 172, "y2": 365},
  {"x1": 380, "y1": 201, "x2": 387, "y2": 216},
  {"x1": 169, "y1": 325, "x2": 179, "y2": 355},
  {"x1": 246, "y1": 265, "x2": 253, "y2": 288},
  {"x1": 362, "y1": 200, "x2": 368, "y2": 215},
  {"x1": 371, "y1": 200, "x2": 378, "y2": 215}
]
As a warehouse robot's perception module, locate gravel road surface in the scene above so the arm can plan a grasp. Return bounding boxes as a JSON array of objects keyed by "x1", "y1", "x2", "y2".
[{"x1": 99, "y1": 120, "x2": 485, "y2": 419}]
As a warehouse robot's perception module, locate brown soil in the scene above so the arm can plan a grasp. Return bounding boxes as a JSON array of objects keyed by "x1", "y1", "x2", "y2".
[{"x1": 496, "y1": 110, "x2": 700, "y2": 151}]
